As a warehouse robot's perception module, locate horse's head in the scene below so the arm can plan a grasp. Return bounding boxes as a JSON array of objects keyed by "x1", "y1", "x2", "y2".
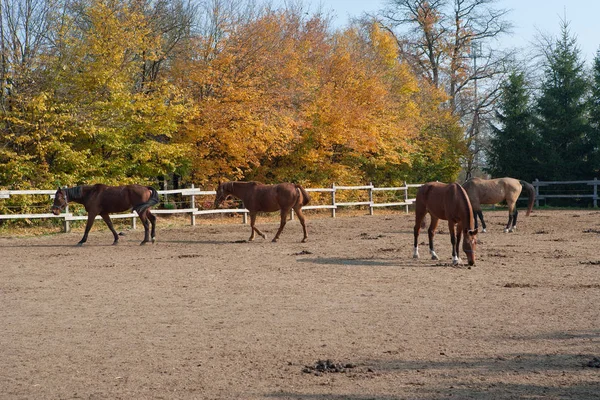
[
  {"x1": 463, "y1": 228, "x2": 478, "y2": 266},
  {"x1": 51, "y1": 187, "x2": 68, "y2": 215},
  {"x1": 213, "y1": 182, "x2": 229, "y2": 209}
]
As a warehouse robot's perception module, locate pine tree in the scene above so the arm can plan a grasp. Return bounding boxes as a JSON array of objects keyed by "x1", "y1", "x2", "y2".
[
  {"x1": 588, "y1": 49, "x2": 600, "y2": 176},
  {"x1": 486, "y1": 69, "x2": 537, "y2": 181},
  {"x1": 534, "y1": 20, "x2": 589, "y2": 180}
]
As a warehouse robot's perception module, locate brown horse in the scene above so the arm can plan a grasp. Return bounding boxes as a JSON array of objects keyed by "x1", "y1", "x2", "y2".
[
  {"x1": 214, "y1": 181, "x2": 310, "y2": 242},
  {"x1": 51, "y1": 184, "x2": 159, "y2": 246},
  {"x1": 413, "y1": 182, "x2": 478, "y2": 266},
  {"x1": 462, "y1": 177, "x2": 535, "y2": 233}
]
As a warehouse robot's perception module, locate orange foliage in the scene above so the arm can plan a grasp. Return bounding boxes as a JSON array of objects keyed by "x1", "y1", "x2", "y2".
[{"x1": 175, "y1": 9, "x2": 462, "y2": 187}]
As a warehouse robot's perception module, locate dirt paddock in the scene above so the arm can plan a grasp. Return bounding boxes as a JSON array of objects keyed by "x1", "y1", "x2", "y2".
[{"x1": 1, "y1": 209, "x2": 599, "y2": 399}]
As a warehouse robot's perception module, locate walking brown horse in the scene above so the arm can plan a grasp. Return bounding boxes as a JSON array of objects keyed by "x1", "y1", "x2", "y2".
[
  {"x1": 213, "y1": 181, "x2": 310, "y2": 242},
  {"x1": 51, "y1": 184, "x2": 159, "y2": 246},
  {"x1": 413, "y1": 182, "x2": 478, "y2": 266},
  {"x1": 462, "y1": 177, "x2": 535, "y2": 233}
]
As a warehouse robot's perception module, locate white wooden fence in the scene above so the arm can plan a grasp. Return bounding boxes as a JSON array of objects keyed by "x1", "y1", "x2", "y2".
[
  {"x1": 0, "y1": 183, "x2": 423, "y2": 232},
  {"x1": 533, "y1": 178, "x2": 599, "y2": 207}
]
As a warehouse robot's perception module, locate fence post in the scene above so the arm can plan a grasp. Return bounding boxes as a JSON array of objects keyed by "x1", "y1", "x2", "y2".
[
  {"x1": 190, "y1": 184, "x2": 196, "y2": 226},
  {"x1": 594, "y1": 178, "x2": 598, "y2": 208},
  {"x1": 64, "y1": 203, "x2": 70, "y2": 233},
  {"x1": 404, "y1": 181, "x2": 409, "y2": 214},
  {"x1": 368, "y1": 182, "x2": 374, "y2": 215},
  {"x1": 331, "y1": 183, "x2": 336, "y2": 218},
  {"x1": 534, "y1": 178, "x2": 540, "y2": 208},
  {"x1": 243, "y1": 212, "x2": 248, "y2": 224}
]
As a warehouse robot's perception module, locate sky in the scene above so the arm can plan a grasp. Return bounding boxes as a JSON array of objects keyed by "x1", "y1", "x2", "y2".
[{"x1": 319, "y1": 0, "x2": 599, "y2": 64}]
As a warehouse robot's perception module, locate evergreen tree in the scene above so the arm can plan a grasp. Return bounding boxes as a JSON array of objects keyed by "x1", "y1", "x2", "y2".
[
  {"x1": 587, "y1": 49, "x2": 600, "y2": 176},
  {"x1": 486, "y1": 69, "x2": 537, "y2": 181},
  {"x1": 534, "y1": 20, "x2": 589, "y2": 180}
]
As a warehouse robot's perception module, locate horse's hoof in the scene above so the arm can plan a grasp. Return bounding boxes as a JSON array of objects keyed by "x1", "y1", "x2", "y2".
[
  {"x1": 431, "y1": 256, "x2": 439, "y2": 260},
  {"x1": 272, "y1": 238, "x2": 278, "y2": 243},
  {"x1": 413, "y1": 254, "x2": 419, "y2": 259},
  {"x1": 151, "y1": 237, "x2": 156, "y2": 244},
  {"x1": 76, "y1": 242, "x2": 84, "y2": 247},
  {"x1": 112, "y1": 241, "x2": 118, "y2": 246},
  {"x1": 140, "y1": 241, "x2": 147, "y2": 246},
  {"x1": 482, "y1": 228, "x2": 487, "y2": 233},
  {"x1": 503, "y1": 228, "x2": 509, "y2": 233},
  {"x1": 301, "y1": 239, "x2": 307, "y2": 243}
]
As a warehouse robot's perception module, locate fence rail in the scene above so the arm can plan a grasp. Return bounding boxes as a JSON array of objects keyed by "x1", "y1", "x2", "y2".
[
  {"x1": 533, "y1": 178, "x2": 599, "y2": 207},
  {"x1": 0, "y1": 182, "x2": 422, "y2": 231}
]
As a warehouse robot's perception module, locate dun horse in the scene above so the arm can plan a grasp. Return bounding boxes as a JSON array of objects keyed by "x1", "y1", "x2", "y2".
[
  {"x1": 413, "y1": 182, "x2": 478, "y2": 266},
  {"x1": 462, "y1": 177, "x2": 535, "y2": 233},
  {"x1": 214, "y1": 181, "x2": 310, "y2": 243},
  {"x1": 51, "y1": 184, "x2": 159, "y2": 246}
]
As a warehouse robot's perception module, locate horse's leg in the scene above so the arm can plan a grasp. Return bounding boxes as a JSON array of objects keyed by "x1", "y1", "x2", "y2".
[
  {"x1": 293, "y1": 206, "x2": 308, "y2": 243},
  {"x1": 138, "y1": 210, "x2": 151, "y2": 245},
  {"x1": 477, "y1": 210, "x2": 487, "y2": 232},
  {"x1": 454, "y1": 223, "x2": 464, "y2": 265},
  {"x1": 428, "y1": 216, "x2": 440, "y2": 260},
  {"x1": 510, "y1": 209, "x2": 519, "y2": 232},
  {"x1": 78, "y1": 213, "x2": 97, "y2": 246},
  {"x1": 147, "y1": 211, "x2": 157, "y2": 243},
  {"x1": 413, "y1": 208, "x2": 427, "y2": 259},
  {"x1": 272, "y1": 209, "x2": 288, "y2": 242},
  {"x1": 504, "y1": 204, "x2": 515, "y2": 233},
  {"x1": 100, "y1": 212, "x2": 119, "y2": 245},
  {"x1": 248, "y1": 212, "x2": 266, "y2": 241},
  {"x1": 447, "y1": 221, "x2": 460, "y2": 265}
]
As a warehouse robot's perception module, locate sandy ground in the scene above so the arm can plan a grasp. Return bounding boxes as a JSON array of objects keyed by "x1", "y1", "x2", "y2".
[{"x1": 1, "y1": 209, "x2": 599, "y2": 399}]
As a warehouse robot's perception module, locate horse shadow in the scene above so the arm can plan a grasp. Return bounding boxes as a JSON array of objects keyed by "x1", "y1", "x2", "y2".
[{"x1": 295, "y1": 257, "x2": 461, "y2": 268}]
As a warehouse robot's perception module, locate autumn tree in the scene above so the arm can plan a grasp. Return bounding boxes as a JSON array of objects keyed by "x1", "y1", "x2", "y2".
[
  {"x1": 0, "y1": 0, "x2": 191, "y2": 188},
  {"x1": 379, "y1": 0, "x2": 513, "y2": 178}
]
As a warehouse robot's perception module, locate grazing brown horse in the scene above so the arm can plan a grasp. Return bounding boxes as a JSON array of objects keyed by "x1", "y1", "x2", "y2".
[
  {"x1": 51, "y1": 184, "x2": 159, "y2": 246},
  {"x1": 214, "y1": 181, "x2": 310, "y2": 242},
  {"x1": 462, "y1": 177, "x2": 535, "y2": 233},
  {"x1": 413, "y1": 182, "x2": 478, "y2": 266}
]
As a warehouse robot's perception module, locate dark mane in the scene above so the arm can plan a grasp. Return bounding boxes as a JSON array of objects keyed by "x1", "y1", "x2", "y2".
[{"x1": 65, "y1": 185, "x2": 86, "y2": 201}]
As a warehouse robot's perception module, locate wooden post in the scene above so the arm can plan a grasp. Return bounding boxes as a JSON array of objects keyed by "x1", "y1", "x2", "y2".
[
  {"x1": 594, "y1": 178, "x2": 598, "y2": 208},
  {"x1": 243, "y1": 211, "x2": 247, "y2": 224},
  {"x1": 64, "y1": 203, "x2": 70, "y2": 233},
  {"x1": 331, "y1": 183, "x2": 336, "y2": 218},
  {"x1": 404, "y1": 182, "x2": 410, "y2": 214},
  {"x1": 534, "y1": 178, "x2": 540, "y2": 208},
  {"x1": 368, "y1": 182, "x2": 374, "y2": 215},
  {"x1": 190, "y1": 184, "x2": 196, "y2": 226}
]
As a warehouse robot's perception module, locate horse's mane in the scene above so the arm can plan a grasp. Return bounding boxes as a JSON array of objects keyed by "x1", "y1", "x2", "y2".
[{"x1": 65, "y1": 185, "x2": 89, "y2": 201}]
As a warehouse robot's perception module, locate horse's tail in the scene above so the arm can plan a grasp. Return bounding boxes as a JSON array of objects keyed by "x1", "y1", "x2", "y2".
[
  {"x1": 519, "y1": 180, "x2": 535, "y2": 216},
  {"x1": 133, "y1": 187, "x2": 160, "y2": 215},
  {"x1": 295, "y1": 184, "x2": 310, "y2": 207}
]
